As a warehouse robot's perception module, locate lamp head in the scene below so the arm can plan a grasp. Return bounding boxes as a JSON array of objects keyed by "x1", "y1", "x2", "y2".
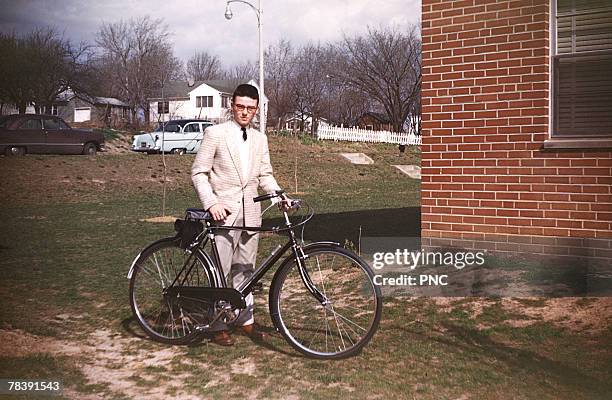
[{"x1": 224, "y1": 3, "x2": 233, "y2": 20}]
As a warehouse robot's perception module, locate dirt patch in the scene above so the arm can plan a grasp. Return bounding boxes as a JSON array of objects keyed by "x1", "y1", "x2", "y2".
[
  {"x1": 502, "y1": 297, "x2": 612, "y2": 334},
  {"x1": 0, "y1": 328, "x2": 60, "y2": 358},
  {"x1": 0, "y1": 327, "x2": 205, "y2": 399},
  {"x1": 140, "y1": 216, "x2": 178, "y2": 223}
]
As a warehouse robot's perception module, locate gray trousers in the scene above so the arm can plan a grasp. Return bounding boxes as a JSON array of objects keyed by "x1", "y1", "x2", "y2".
[{"x1": 212, "y1": 210, "x2": 258, "y2": 330}]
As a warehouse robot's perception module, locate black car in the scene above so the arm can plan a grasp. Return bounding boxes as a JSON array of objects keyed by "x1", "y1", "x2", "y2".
[{"x1": 0, "y1": 114, "x2": 105, "y2": 156}]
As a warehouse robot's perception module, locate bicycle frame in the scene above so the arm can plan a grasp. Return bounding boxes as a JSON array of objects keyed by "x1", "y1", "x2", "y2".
[{"x1": 165, "y1": 213, "x2": 332, "y2": 314}]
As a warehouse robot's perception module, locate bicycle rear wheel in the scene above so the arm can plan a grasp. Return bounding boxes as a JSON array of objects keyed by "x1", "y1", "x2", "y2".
[
  {"x1": 129, "y1": 237, "x2": 217, "y2": 344},
  {"x1": 269, "y1": 245, "x2": 382, "y2": 359}
]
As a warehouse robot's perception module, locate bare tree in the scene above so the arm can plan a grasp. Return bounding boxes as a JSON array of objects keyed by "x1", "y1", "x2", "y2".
[
  {"x1": 0, "y1": 28, "x2": 93, "y2": 114},
  {"x1": 325, "y1": 78, "x2": 370, "y2": 126},
  {"x1": 96, "y1": 16, "x2": 182, "y2": 124},
  {"x1": 289, "y1": 43, "x2": 333, "y2": 134},
  {"x1": 338, "y1": 25, "x2": 421, "y2": 132},
  {"x1": 186, "y1": 51, "x2": 223, "y2": 81},
  {"x1": 265, "y1": 39, "x2": 294, "y2": 130},
  {"x1": 225, "y1": 60, "x2": 258, "y2": 80}
]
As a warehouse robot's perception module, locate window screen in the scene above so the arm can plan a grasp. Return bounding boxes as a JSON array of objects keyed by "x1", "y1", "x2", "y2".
[{"x1": 554, "y1": 0, "x2": 612, "y2": 136}]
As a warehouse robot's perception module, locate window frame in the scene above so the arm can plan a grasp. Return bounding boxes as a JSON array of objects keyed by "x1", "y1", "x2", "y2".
[
  {"x1": 157, "y1": 101, "x2": 169, "y2": 115},
  {"x1": 196, "y1": 96, "x2": 213, "y2": 108},
  {"x1": 546, "y1": 0, "x2": 612, "y2": 149}
]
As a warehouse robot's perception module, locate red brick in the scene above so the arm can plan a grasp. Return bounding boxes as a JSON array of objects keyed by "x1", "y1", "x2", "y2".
[
  {"x1": 517, "y1": 226, "x2": 544, "y2": 236},
  {"x1": 557, "y1": 220, "x2": 583, "y2": 229},
  {"x1": 520, "y1": 210, "x2": 544, "y2": 218},
  {"x1": 497, "y1": 226, "x2": 520, "y2": 234},
  {"x1": 543, "y1": 228, "x2": 569, "y2": 237},
  {"x1": 583, "y1": 186, "x2": 610, "y2": 194},
  {"x1": 584, "y1": 221, "x2": 611, "y2": 230}
]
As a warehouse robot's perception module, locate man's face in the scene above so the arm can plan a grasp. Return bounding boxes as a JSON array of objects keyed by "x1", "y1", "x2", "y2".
[{"x1": 232, "y1": 96, "x2": 258, "y2": 127}]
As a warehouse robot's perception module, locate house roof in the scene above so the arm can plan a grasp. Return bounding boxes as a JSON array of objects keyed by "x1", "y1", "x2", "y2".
[
  {"x1": 149, "y1": 81, "x2": 205, "y2": 100},
  {"x1": 205, "y1": 79, "x2": 247, "y2": 94},
  {"x1": 359, "y1": 112, "x2": 392, "y2": 124},
  {"x1": 148, "y1": 79, "x2": 258, "y2": 100},
  {"x1": 93, "y1": 97, "x2": 129, "y2": 107}
]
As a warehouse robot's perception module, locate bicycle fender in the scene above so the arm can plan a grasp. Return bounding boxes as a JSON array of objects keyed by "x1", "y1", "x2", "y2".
[
  {"x1": 127, "y1": 251, "x2": 141, "y2": 280},
  {"x1": 301, "y1": 241, "x2": 341, "y2": 251}
]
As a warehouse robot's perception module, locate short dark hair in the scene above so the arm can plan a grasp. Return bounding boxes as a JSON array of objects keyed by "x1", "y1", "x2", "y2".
[{"x1": 232, "y1": 84, "x2": 259, "y2": 103}]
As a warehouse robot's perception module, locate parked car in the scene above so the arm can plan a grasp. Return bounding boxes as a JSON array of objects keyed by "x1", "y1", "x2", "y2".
[
  {"x1": 131, "y1": 119, "x2": 213, "y2": 155},
  {"x1": 0, "y1": 114, "x2": 105, "y2": 156}
]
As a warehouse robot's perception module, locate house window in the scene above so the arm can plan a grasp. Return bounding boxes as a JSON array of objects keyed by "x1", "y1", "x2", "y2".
[
  {"x1": 74, "y1": 107, "x2": 91, "y2": 123},
  {"x1": 221, "y1": 95, "x2": 230, "y2": 108},
  {"x1": 158, "y1": 101, "x2": 169, "y2": 114},
  {"x1": 41, "y1": 105, "x2": 58, "y2": 115},
  {"x1": 196, "y1": 96, "x2": 213, "y2": 108},
  {"x1": 553, "y1": 0, "x2": 612, "y2": 137}
]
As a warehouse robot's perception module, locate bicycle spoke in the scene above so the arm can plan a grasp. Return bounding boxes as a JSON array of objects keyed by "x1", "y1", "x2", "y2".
[
  {"x1": 130, "y1": 238, "x2": 216, "y2": 344},
  {"x1": 272, "y1": 247, "x2": 381, "y2": 358}
]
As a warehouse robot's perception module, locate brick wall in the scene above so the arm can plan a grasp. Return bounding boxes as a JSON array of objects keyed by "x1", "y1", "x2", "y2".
[{"x1": 421, "y1": 0, "x2": 612, "y2": 259}]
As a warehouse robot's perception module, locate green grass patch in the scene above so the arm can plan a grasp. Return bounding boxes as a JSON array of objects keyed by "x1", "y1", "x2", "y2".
[{"x1": 0, "y1": 137, "x2": 610, "y2": 399}]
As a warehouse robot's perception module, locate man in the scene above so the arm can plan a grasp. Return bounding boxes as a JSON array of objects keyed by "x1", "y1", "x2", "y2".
[{"x1": 191, "y1": 84, "x2": 282, "y2": 346}]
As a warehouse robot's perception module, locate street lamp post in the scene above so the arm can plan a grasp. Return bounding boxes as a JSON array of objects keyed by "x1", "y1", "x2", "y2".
[{"x1": 225, "y1": 0, "x2": 265, "y2": 136}]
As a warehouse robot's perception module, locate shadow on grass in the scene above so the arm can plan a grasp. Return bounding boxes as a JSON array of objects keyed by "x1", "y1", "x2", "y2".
[
  {"x1": 263, "y1": 207, "x2": 421, "y2": 245},
  {"x1": 394, "y1": 320, "x2": 611, "y2": 397}
]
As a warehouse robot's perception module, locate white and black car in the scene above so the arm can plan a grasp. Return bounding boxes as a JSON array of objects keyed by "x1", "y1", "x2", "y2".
[{"x1": 131, "y1": 119, "x2": 213, "y2": 155}]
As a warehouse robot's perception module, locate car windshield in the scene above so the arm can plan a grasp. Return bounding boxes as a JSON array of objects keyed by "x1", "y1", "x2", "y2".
[{"x1": 155, "y1": 122, "x2": 182, "y2": 132}]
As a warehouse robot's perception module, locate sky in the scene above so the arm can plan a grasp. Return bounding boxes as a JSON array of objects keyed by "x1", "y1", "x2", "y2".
[{"x1": 0, "y1": 0, "x2": 420, "y2": 66}]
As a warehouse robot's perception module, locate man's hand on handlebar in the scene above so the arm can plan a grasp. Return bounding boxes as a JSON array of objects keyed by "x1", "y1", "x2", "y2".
[{"x1": 277, "y1": 193, "x2": 300, "y2": 212}]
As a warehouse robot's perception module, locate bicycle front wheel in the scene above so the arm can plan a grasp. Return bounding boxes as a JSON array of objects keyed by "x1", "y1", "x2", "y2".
[
  {"x1": 269, "y1": 245, "x2": 382, "y2": 359},
  {"x1": 129, "y1": 237, "x2": 217, "y2": 344}
]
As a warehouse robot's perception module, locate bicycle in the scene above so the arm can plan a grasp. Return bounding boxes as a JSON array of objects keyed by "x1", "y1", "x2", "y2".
[{"x1": 127, "y1": 191, "x2": 382, "y2": 359}]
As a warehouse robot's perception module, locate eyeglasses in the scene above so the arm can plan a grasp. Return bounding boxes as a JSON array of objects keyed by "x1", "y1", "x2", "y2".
[{"x1": 233, "y1": 104, "x2": 257, "y2": 113}]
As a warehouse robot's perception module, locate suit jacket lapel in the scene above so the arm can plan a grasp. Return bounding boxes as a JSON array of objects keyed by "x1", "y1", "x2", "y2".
[{"x1": 224, "y1": 123, "x2": 245, "y2": 185}]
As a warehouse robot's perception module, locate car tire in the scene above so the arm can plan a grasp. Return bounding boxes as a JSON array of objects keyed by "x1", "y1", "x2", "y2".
[
  {"x1": 82, "y1": 143, "x2": 97, "y2": 156},
  {"x1": 6, "y1": 146, "x2": 25, "y2": 156},
  {"x1": 172, "y1": 148, "x2": 186, "y2": 155}
]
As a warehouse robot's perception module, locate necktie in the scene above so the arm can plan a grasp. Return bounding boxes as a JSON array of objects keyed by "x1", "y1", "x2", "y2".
[{"x1": 241, "y1": 127, "x2": 247, "y2": 141}]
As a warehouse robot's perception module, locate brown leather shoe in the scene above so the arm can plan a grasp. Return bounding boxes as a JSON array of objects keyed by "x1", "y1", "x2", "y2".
[
  {"x1": 237, "y1": 324, "x2": 267, "y2": 340},
  {"x1": 212, "y1": 330, "x2": 234, "y2": 346}
]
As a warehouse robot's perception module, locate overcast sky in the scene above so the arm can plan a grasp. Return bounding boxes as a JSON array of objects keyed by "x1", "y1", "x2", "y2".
[{"x1": 0, "y1": 0, "x2": 420, "y2": 66}]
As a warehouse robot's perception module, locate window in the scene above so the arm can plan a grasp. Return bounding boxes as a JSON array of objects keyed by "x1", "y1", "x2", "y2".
[
  {"x1": 158, "y1": 101, "x2": 169, "y2": 114},
  {"x1": 553, "y1": 0, "x2": 612, "y2": 137},
  {"x1": 40, "y1": 105, "x2": 58, "y2": 115},
  {"x1": 221, "y1": 95, "x2": 230, "y2": 108},
  {"x1": 43, "y1": 118, "x2": 60, "y2": 130},
  {"x1": 183, "y1": 123, "x2": 201, "y2": 133},
  {"x1": 157, "y1": 122, "x2": 180, "y2": 132},
  {"x1": 74, "y1": 107, "x2": 91, "y2": 123},
  {"x1": 196, "y1": 96, "x2": 213, "y2": 108},
  {"x1": 18, "y1": 118, "x2": 42, "y2": 130}
]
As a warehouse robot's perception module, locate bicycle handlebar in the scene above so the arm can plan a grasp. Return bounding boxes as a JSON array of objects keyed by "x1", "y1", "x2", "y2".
[{"x1": 253, "y1": 190, "x2": 285, "y2": 203}]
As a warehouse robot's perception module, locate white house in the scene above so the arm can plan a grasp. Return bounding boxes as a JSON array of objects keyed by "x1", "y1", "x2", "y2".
[
  {"x1": 284, "y1": 112, "x2": 331, "y2": 133},
  {"x1": 148, "y1": 79, "x2": 268, "y2": 126}
]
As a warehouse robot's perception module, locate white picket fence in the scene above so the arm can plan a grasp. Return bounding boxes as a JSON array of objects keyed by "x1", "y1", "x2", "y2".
[{"x1": 316, "y1": 125, "x2": 421, "y2": 145}]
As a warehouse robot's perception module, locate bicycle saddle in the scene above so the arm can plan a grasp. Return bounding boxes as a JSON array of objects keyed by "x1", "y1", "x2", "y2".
[{"x1": 185, "y1": 208, "x2": 212, "y2": 221}]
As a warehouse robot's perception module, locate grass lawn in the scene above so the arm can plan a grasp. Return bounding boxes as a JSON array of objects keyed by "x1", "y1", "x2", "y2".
[{"x1": 0, "y1": 136, "x2": 610, "y2": 399}]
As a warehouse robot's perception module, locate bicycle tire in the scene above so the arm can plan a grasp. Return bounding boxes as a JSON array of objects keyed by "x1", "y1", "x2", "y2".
[
  {"x1": 129, "y1": 237, "x2": 217, "y2": 344},
  {"x1": 269, "y1": 244, "x2": 382, "y2": 359}
]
